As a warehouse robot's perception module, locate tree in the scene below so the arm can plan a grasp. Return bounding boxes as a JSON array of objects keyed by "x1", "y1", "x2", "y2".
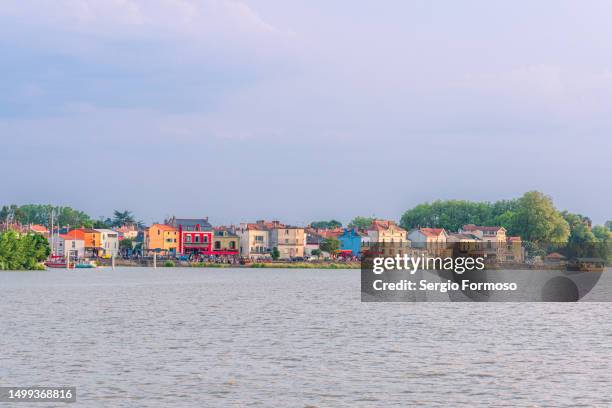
[
  {"x1": 320, "y1": 237, "x2": 340, "y2": 257},
  {"x1": 310, "y1": 220, "x2": 342, "y2": 229},
  {"x1": 348, "y1": 216, "x2": 374, "y2": 230},
  {"x1": 311, "y1": 249, "x2": 322, "y2": 258},
  {"x1": 112, "y1": 210, "x2": 136, "y2": 227},
  {"x1": 399, "y1": 199, "x2": 518, "y2": 232},
  {"x1": 606, "y1": 220, "x2": 612, "y2": 231},
  {"x1": 119, "y1": 238, "x2": 135, "y2": 257},
  {"x1": 0, "y1": 231, "x2": 50, "y2": 270},
  {"x1": 592, "y1": 225, "x2": 612, "y2": 264},
  {"x1": 1, "y1": 204, "x2": 93, "y2": 228},
  {"x1": 271, "y1": 247, "x2": 280, "y2": 260},
  {"x1": 510, "y1": 191, "x2": 569, "y2": 244}
]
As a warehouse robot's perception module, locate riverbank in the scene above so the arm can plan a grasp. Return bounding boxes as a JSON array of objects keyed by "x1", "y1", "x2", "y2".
[{"x1": 96, "y1": 258, "x2": 361, "y2": 269}]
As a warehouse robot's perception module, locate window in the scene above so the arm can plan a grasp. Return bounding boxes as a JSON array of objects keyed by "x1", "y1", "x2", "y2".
[
  {"x1": 203, "y1": 236, "x2": 208, "y2": 243},
  {"x1": 186, "y1": 235, "x2": 192, "y2": 243},
  {"x1": 158, "y1": 230, "x2": 161, "y2": 235},
  {"x1": 195, "y1": 235, "x2": 200, "y2": 243},
  {"x1": 215, "y1": 241, "x2": 221, "y2": 250},
  {"x1": 230, "y1": 241, "x2": 236, "y2": 249},
  {"x1": 285, "y1": 239, "x2": 289, "y2": 244},
  {"x1": 255, "y1": 235, "x2": 263, "y2": 242}
]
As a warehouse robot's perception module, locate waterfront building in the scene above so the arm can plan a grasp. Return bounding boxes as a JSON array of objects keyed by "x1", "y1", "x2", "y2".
[
  {"x1": 506, "y1": 236, "x2": 524, "y2": 263},
  {"x1": 267, "y1": 221, "x2": 306, "y2": 260},
  {"x1": 53, "y1": 234, "x2": 85, "y2": 259},
  {"x1": 366, "y1": 220, "x2": 410, "y2": 256},
  {"x1": 459, "y1": 225, "x2": 507, "y2": 261},
  {"x1": 116, "y1": 225, "x2": 139, "y2": 240},
  {"x1": 446, "y1": 232, "x2": 484, "y2": 257},
  {"x1": 144, "y1": 224, "x2": 179, "y2": 255},
  {"x1": 236, "y1": 222, "x2": 270, "y2": 259},
  {"x1": 67, "y1": 228, "x2": 102, "y2": 257},
  {"x1": 95, "y1": 229, "x2": 120, "y2": 257},
  {"x1": 167, "y1": 217, "x2": 213, "y2": 256},
  {"x1": 212, "y1": 227, "x2": 240, "y2": 257},
  {"x1": 338, "y1": 227, "x2": 367, "y2": 256},
  {"x1": 407, "y1": 228, "x2": 447, "y2": 256}
]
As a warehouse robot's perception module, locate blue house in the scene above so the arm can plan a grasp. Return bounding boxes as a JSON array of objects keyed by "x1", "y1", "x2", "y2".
[{"x1": 338, "y1": 228, "x2": 365, "y2": 256}]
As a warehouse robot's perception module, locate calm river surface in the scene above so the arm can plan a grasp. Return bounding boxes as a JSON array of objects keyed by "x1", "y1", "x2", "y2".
[{"x1": 2, "y1": 267, "x2": 612, "y2": 407}]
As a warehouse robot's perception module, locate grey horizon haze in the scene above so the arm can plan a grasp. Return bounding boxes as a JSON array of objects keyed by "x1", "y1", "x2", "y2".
[{"x1": 0, "y1": 0, "x2": 610, "y2": 226}]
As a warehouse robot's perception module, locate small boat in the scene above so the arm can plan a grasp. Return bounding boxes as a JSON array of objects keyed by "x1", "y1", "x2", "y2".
[
  {"x1": 75, "y1": 261, "x2": 96, "y2": 269},
  {"x1": 45, "y1": 255, "x2": 74, "y2": 269},
  {"x1": 567, "y1": 258, "x2": 606, "y2": 272}
]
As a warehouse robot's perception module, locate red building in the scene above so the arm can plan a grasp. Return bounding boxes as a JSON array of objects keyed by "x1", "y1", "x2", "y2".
[{"x1": 167, "y1": 217, "x2": 213, "y2": 256}]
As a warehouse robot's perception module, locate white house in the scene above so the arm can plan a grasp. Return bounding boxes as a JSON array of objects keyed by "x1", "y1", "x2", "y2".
[
  {"x1": 236, "y1": 223, "x2": 270, "y2": 260},
  {"x1": 95, "y1": 229, "x2": 120, "y2": 257},
  {"x1": 53, "y1": 234, "x2": 85, "y2": 259}
]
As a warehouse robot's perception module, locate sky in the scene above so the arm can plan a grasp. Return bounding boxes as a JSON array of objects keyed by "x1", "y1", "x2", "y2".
[{"x1": 0, "y1": 0, "x2": 610, "y2": 226}]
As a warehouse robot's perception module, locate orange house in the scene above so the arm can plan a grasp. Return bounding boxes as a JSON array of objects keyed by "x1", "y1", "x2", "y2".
[
  {"x1": 145, "y1": 224, "x2": 179, "y2": 254},
  {"x1": 67, "y1": 228, "x2": 102, "y2": 257}
]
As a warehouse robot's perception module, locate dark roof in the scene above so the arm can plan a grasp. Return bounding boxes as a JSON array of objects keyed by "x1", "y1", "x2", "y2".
[
  {"x1": 214, "y1": 228, "x2": 237, "y2": 237},
  {"x1": 169, "y1": 218, "x2": 212, "y2": 230}
]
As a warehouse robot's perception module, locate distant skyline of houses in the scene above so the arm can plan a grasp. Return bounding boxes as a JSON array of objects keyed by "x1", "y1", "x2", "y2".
[{"x1": 12, "y1": 217, "x2": 525, "y2": 263}]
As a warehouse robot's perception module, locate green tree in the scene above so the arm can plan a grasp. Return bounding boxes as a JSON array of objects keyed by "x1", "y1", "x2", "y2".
[
  {"x1": 112, "y1": 210, "x2": 136, "y2": 227},
  {"x1": 348, "y1": 216, "x2": 374, "y2": 230},
  {"x1": 0, "y1": 231, "x2": 50, "y2": 270},
  {"x1": 511, "y1": 191, "x2": 569, "y2": 244},
  {"x1": 1, "y1": 204, "x2": 93, "y2": 228},
  {"x1": 271, "y1": 247, "x2": 280, "y2": 260},
  {"x1": 592, "y1": 225, "x2": 612, "y2": 264},
  {"x1": 310, "y1": 220, "x2": 342, "y2": 229},
  {"x1": 399, "y1": 199, "x2": 518, "y2": 232},
  {"x1": 320, "y1": 237, "x2": 341, "y2": 257},
  {"x1": 605, "y1": 220, "x2": 612, "y2": 231},
  {"x1": 311, "y1": 249, "x2": 322, "y2": 258}
]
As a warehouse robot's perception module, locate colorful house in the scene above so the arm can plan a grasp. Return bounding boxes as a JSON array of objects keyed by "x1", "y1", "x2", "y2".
[
  {"x1": 167, "y1": 217, "x2": 213, "y2": 256},
  {"x1": 267, "y1": 221, "x2": 306, "y2": 260},
  {"x1": 53, "y1": 234, "x2": 85, "y2": 259},
  {"x1": 145, "y1": 224, "x2": 179, "y2": 255},
  {"x1": 67, "y1": 228, "x2": 102, "y2": 257},
  {"x1": 212, "y1": 227, "x2": 240, "y2": 256},
  {"x1": 338, "y1": 228, "x2": 367, "y2": 256},
  {"x1": 95, "y1": 229, "x2": 120, "y2": 258},
  {"x1": 116, "y1": 225, "x2": 139, "y2": 240}
]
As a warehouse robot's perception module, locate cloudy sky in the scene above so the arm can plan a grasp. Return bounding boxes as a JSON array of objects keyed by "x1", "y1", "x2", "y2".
[{"x1": 1, "y1": 0, "x2": 610, "y2": 225}]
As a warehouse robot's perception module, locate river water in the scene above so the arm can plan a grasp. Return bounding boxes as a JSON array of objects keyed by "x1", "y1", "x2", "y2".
[{"x1": 2, "y1": 267, "x2": 612, "y2": 407}]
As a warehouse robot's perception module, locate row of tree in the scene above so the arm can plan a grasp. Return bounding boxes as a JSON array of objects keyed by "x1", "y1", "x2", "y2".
[
  {"x1": 1, "y1": 204, "x2": 140, "y2": 229},
  {"x1": 0, "y1": 231, "x2": 51, "y2": 270},
  {"x1": 399, "y1": 191, "x2": 611, "y2": 262}
]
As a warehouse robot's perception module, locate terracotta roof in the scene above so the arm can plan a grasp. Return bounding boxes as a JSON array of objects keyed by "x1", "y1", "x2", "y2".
[
  {"x1": 149, "y1": 223, "x2": 177, "y2": 232},
  {"x1": 30, "y1": 224, "x2": 48, "y2": 233},
  {"x1": 507, "y1": 236, "x2": 521, "y2": 242},
  {"x1": 369, "y1": 219, "x2": 406, "y2": 232},
  {"x1": 59, "y1": 234, "x2": 83, "y2": 241},
  {"x1": 419, "y1": 228, "x2": 446, "y2": 237}
]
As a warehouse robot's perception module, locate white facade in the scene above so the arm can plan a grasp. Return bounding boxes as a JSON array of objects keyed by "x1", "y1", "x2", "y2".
[
  {"x1": 52, "y1": 236, "x2": 85, "y2": 259},
  {"x1": 95, "y1": 229, "x2": 120, "y2": 257},
  {"x1": 236, "y1": 224, "x2": 270, "y2": 259}
]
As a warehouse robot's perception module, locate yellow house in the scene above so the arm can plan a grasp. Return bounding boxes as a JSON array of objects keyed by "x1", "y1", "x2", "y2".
[{"x1": 145, "y1": 224, "x2": 179, "y2": 254}]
